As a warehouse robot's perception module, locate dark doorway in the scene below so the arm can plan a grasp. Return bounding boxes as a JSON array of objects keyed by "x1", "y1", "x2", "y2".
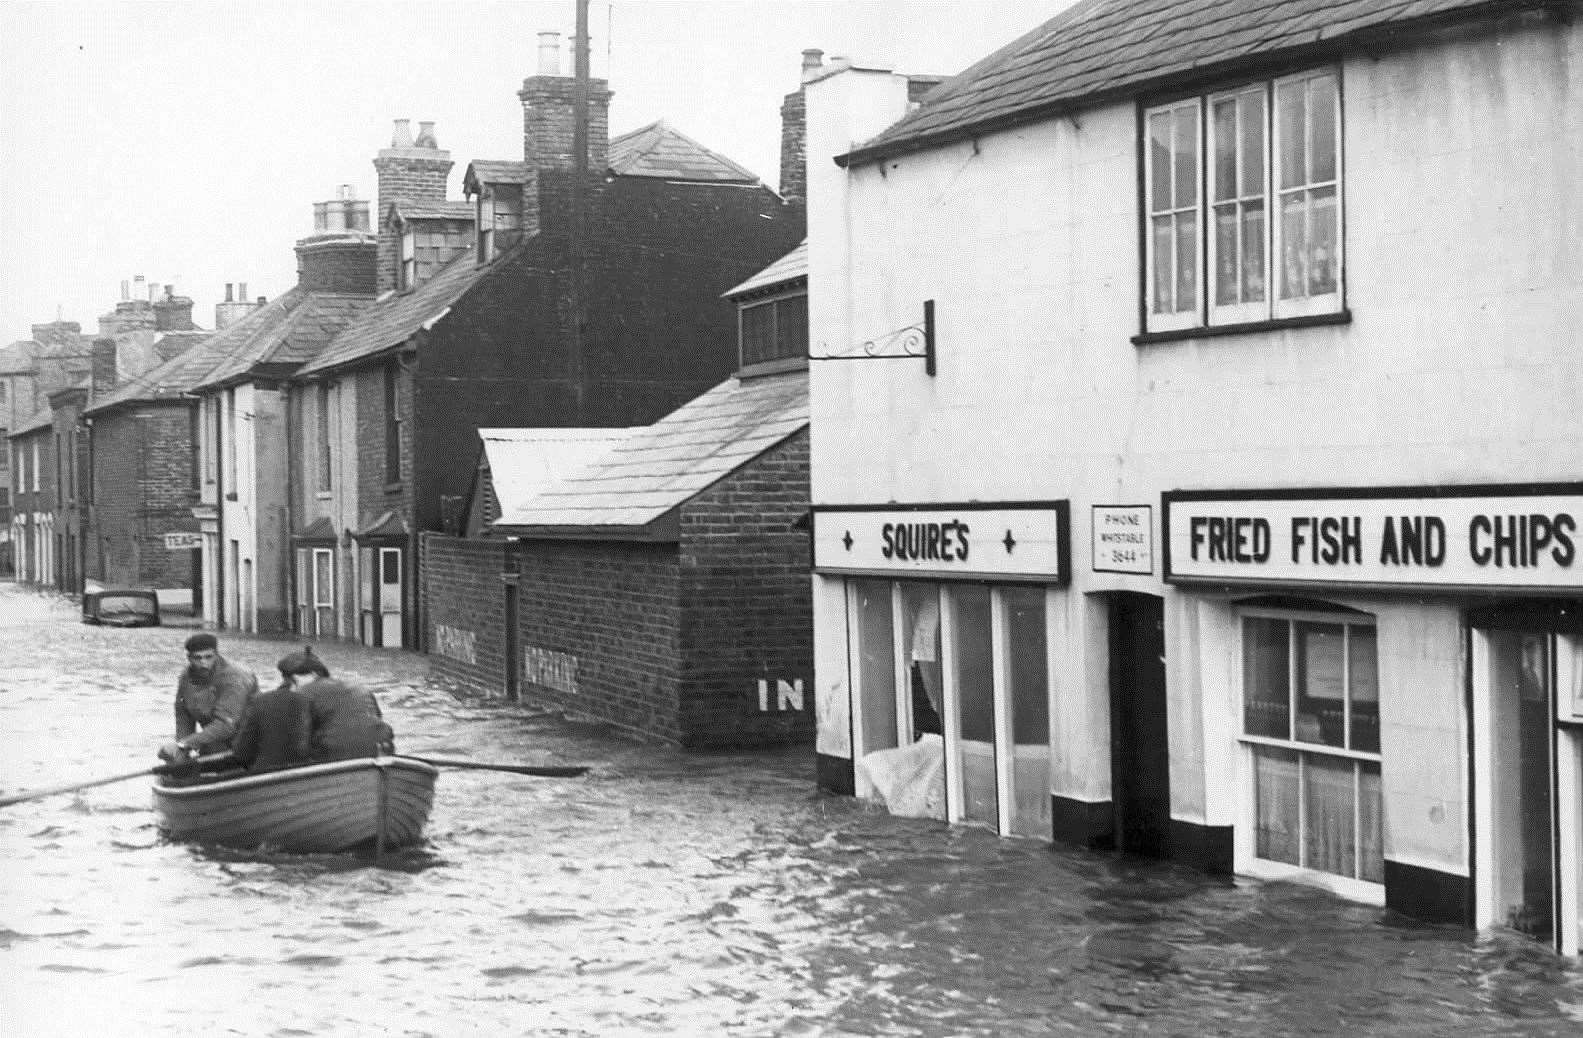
[
  {"x1": 504, "y1": 581, "x2": 520, "y2": 701},
  {"x1": 1109, "y1": 592, "x2": 1170, "y2": 858}
]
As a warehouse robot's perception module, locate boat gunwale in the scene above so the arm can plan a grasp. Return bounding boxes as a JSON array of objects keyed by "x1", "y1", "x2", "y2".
[{"x1": 152, "y1": 756, "x2": 438, "y2": 801}]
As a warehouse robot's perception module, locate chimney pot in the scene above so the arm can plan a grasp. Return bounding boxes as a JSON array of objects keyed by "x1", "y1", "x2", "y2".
[
  {"x1": 120, "y1": 279, "x2": 129, "y2": 301},
  {"x1": 537, "y1": 31, "x2": 561, "y2": 75},
  {"x1": 392, "y1": 118, "x2": 414, "y2": 147},
  {"x1": 224, "y1": 282, "x2": 234, "y2": 303},
  {"x1": 239, "y1": 281, "x2": 248, "y2": 300},
  {"x1": 801, "y1": 48, "x2": 824, "y2": 76},
  {"x1": 149, "y1": 282, "x2": 160, "y2": 301},
  {"x1": 415, "y1": 121, "x2": 438, "y2": 148},
  {"x1": 257, "y1": 296, "x2": 266, "y2": 304}
]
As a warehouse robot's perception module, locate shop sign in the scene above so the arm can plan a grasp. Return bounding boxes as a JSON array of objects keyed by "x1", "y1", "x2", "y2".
[
  {"x1": 163, "y1": 532, "x2": 202, "y2": 551},
  {"x1": 1093, "y1": 505, "x2": 1153, "y2": 575},
  {"x1": 1165, "y1": 486, "x2": 1583, "y2": 591},
  {"x1": 813, "y1": 502, "x2": 1069, "y2": 583}
]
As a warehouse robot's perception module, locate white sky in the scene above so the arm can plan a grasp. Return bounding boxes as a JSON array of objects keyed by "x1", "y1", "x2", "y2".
[{"x1": 0, "y1": 0, "x2": 1076, "y2": 344}]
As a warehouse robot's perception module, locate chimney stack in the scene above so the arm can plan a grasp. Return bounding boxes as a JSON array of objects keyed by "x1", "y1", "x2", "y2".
[
  {"x1": 152, "y1": 285, "x2": 195, "y2": 331},
  {"x1": 30, "y1": 320, "x2": 82, "y2": 349},
  {"x1": 519, "y1": 28, "x2": 612, "y2": 176},
  {"x1": 373, "y1": 117, "x2": 453, "y2": 292},
  {"x1": 215, "y1": 278, "x2": 264, "y2": 328},
  {"x1": 91, "y1": 337, "x2": 117, "y2": 397},
  {"x1": 779, "y1": 49, "x2": 823, "y2": 206},
  {"x1": 296, "y1": 189, "x2": 378, "y2": 295}
]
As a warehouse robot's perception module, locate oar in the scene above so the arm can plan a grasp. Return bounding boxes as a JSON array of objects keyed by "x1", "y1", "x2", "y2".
[
  {"x1": 399, "y1": 755, "x2": 589, "y2": 778},
  {"x1": 0, "y1": 753, "x2": 235, "y2": 809}
]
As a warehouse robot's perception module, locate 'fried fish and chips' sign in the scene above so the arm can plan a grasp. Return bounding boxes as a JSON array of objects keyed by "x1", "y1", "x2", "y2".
[{"x1": 1165, "y1": 487, "x2": 1582, "y2": 591}]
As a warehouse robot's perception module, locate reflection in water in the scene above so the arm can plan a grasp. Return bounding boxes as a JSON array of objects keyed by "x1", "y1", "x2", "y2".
[{"x1": 2, "y1": 586, "x2": 1583, "y2": 1035}]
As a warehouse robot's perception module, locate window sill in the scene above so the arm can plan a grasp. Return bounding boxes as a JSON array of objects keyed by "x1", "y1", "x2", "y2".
[
  {"x1": 1237, "y1": 857, "x2": 1385, "y2": 907},
  {"x1": 384, "y1": 482, "x2": 404, "y2": 495},
  {"x1": 315, "y1": 491, "x2": 332, "y2": 501},
  {"x1": 1132, "y1": 309, "x2": 1351, "y2": 346}
]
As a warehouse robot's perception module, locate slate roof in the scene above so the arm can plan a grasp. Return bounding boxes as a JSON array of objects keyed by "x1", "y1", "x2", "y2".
[
  {"x1": 607, "y1": 121, "x2": 760, "y2": 183},
  {"x1": 390, "y1": 200, "x2": 475, "y2": 222},
  {"x1": 0, "y1": 340, "x2": 37, "y2": 375},
  {"x1": 193, "y1": 290, "x2": 374, "y2": 389},
  {"x1": 297, "y1": 250, "x2": 496, "y2": 377},
  {"x1": 463, "y1": 160, "x2": 531, "y2": 193},
  {"x1": 723, "y1": 240, "x2": 807, "y2": 299},
  {"x1": 479, "y1": 428, "x2": 636, "y2": 520},
  {"x1": 494, "y1": 369, "x2": 808, "y2": 534},
  {"x1": 11, "y1": 401, "x2": 58, "y2": 436},
  {"x1": 86, "y1": 289, "x2": 313, "y2": 412},
  {"x1": 843, "y1": 0, "x2": 1534, "y2": 166}
]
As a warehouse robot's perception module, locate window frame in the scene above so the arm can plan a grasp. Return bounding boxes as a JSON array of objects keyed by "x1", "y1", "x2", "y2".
[
  {"x1": 1236, "y1": 603, "x2": 1383, "y2": 902},
  {"x1": 736, "y1": 287, "x2": 810, "y2": 373},
  {"x1": 1141, "y1": 66, "x2": 1345, "y2": 338},
  {"x1": 399, "y1": 228, "x2": 416, "y2": 291},
  {"x1": 315, "y1": 381, "x2": 332, "y2": 494},
  {"x1": 382, "y1": 360, "x2": 401, "y2": 487}
]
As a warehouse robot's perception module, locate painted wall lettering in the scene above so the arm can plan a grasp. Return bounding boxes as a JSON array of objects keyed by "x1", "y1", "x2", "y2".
[
  {"x1": 757, "y1": 678, "x2": 806, "y2": 712},
  {"x1": 524, "y1": 646, "x2": 579, "y2": 696},
  {"x1": 434, "y1": 624, "x2": 478, "y2": 666},
  {"x1": 1167, "y1": 490, "x2": 1583, "y2": 590}
]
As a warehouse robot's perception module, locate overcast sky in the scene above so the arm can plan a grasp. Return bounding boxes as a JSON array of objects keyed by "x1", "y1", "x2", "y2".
[{"x1": 0, "y1": 0, "x2": 1077, "y2": 344}]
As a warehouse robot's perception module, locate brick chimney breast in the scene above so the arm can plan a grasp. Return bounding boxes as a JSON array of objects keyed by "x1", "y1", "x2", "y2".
[
  {"x1": 91, "y1": 337, "x2": 117, "y2": 397},
  {"x1": 296, "y1": 188, "x2": 378, "y2": 295},
  {"x1": 153, "y1": 285, "x2": 196, "y2": 331},
  {"x1": 374, "y1": 118, "x2": 454, "y2": 292},
  {"x1": 519, "y1": 58, "x2": 612, "y2": 174},
  {"x1": 779, "y1": 49, "x2": 822, "y2": 206}
]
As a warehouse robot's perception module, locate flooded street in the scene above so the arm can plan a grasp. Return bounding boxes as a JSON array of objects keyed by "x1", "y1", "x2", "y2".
[{"x1": 3, "y1": 582, "x2": 1583, "y2": 1036}]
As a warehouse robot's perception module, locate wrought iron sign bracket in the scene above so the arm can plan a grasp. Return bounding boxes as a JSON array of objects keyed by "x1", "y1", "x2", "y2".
[{"x1": 811, "y1": 299, "x2": 936, "y2": 377}]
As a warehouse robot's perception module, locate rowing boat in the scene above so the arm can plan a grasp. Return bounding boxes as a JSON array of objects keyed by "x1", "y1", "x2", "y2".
[{"x1": 152, "y1": 756, "x2": 439, "y2": 853}]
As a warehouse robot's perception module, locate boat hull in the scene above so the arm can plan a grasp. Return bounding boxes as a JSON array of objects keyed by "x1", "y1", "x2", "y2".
[{"x1": 152, "y1": 756, "x2": 438, "y2": 853}]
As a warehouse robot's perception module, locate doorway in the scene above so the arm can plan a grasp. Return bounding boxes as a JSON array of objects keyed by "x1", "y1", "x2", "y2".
[
  {"x1": 504, "y1": 581, "x2": 520, "y2": 701},
  {"x1": 1473, "y1": 614, "x2": 1583, "y2": 954},
  {"x1": 1109, "y1": 592, "x2": 1170, "y2": 858}
]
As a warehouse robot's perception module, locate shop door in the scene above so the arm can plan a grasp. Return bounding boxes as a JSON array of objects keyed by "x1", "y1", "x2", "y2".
[
  {"x1": 1109, "y1": 592, "x2": 1170, "y2": 858},
  {"x1": 378, "y1": 548, "x2": 403, "y2": 648},
  {"x1": 1474, "y1": 625, "x2": 1563, "y2": 948}
]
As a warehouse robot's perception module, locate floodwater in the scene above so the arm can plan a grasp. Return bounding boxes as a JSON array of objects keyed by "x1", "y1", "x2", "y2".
[{"x1": 3, "y1": 583, "x2": 1583, "y2": 1037}]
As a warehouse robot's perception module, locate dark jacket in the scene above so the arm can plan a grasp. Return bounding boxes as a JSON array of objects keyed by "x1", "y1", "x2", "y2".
[
  {"x1": 231, "y1": 684, "x2": 313, "y2": 773},
  {"x1": 174, "y1": 656, "x2": 259, "y2": 754},
  {"x1": 306, "y1": 679, "x2": 394, "y2": 762}
]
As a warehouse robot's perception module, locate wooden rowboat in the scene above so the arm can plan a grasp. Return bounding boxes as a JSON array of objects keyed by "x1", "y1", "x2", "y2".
[{"x1": 152, "y1": 756, "x2": 439, "y2": 854}]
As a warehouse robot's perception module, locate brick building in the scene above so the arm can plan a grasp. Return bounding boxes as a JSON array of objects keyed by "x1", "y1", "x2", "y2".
[
  {"x1": 424, "y1": 238, "x2": 812, "y2": 748},
  {"x1": 288, "y1": 34, "x2": 804, "y2": 652},
  {"x1": 8, "y1": 408, "x2": 55, "y2": 586}
]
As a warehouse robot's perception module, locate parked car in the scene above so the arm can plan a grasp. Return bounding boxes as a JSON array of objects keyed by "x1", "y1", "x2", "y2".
[{"x1": 81, "y1": 588, "x2": 161, "y2": 627}]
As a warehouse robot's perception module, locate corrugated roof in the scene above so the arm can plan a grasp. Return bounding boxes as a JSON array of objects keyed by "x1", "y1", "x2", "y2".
[
  {"x1": 480, "y1": 428, "x2": 636, "y2": 519},
  {"x1": 391, "y1": 199, "x2": 475, "y2": 222},
  {"x1": 463, "y1": 160, "x2": 531, "y2": 194},
  {"x1": 607, "y1": 121, "x2": 760, "y2": 183},
  {"x1": 193, "y1": 290, "x2": 375, "y2": 389},
  {"x1": 297, "y1": 251, "x2": 495, "y2": 376},
  {"x1": 845, "y1": 0, "x2": 1529, "y2": 166},
  {"x1": 723, "y1": 240, "x2": 807, "y2": 298},
  {"x1": 494, "y1": 369, "x2": 808, "y2": 534}
]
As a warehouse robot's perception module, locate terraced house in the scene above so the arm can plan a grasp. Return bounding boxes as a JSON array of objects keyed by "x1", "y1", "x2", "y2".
[
  {"x1": 286, "y1": 33, "x2": 803, "y2": 650},
  {"x1": 804, "y1": 0, "x2": 1583, "y2": 952}
]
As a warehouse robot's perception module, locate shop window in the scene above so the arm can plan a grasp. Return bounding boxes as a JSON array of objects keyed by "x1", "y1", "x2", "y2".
[
  {"x1": 1241, "y1": 606, "x2": 1382, "y2": 887},
  {"x1": 849, "y1": 579, "x2": 1051, "y2": 838},
  {"x1": 1144, "y1": 68, "x2": 1342, "y2": 336}
]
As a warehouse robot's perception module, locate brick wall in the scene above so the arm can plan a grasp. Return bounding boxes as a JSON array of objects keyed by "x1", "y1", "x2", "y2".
[
  {"x1": 89, "y1": 404, "x2": 199, "y2": 589},
  {"x1": 677, "y1": 427, "x2": 813, "y2": 748},
  {"x1": 421, "y1": 533, "x2": 507, "y2": 692},
  {"x1": 515, "y1": 540, "x2": 683, "y2": 743},
  {"x1": 295, "y1": 238, "x2": 378, "y2": 295},
  {"x1": 519, "y1": 76, "x2": 611, "y2": 174},
  {"x1": 374, "y1": 149, "x2": 453, "y2": 293}
]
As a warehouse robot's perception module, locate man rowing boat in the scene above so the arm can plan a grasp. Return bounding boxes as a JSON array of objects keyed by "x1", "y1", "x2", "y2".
[{"x1": 156, "y1": 633, "x2": 259, "y2": 764}]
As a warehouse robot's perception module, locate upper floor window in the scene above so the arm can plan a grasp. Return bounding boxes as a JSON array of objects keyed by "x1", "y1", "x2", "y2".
[
  {"x1": 383, "y1": 361, "x2": 401, "y2": 485},
  {"x1": 31, "y1": 440, "x2": 40, "y2": 492},
  {"x1": 1144, "y1": 69, "x2": 1342, "y2": 335},
  {"x1": 399, "y1": 230, "x2": 417, "y2": 291},
  {"x1": 316, "y1": 382, "x2": 332, "y2": 493},
  {"x1": 738, "y1": 292, "x2": 808, "y2": 371},
  {"x1": 475, "y1": 184, "x2": 523, "y2": 264}
]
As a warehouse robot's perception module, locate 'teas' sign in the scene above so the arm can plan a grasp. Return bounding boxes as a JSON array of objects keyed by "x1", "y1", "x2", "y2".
[{"x1": 1164, "y1": 486, "x2": 1583, "y2": 591}]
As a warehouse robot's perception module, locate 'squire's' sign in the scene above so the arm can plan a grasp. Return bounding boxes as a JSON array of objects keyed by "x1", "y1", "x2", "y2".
[
  {"x1": 1164, "y1": 485, "x2": 1583, "y2": 591},
  {"x1": 812, "y1": 502, "x2": 1069, "y2": 583}
]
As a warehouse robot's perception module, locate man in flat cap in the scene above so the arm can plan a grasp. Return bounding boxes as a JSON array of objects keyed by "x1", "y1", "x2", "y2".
[{"x1": 157, "y1": 633, "x2": 259, "y2": 764}]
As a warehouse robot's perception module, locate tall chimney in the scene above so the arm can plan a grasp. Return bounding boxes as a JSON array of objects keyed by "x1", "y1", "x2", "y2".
[
  {"x1": 519, "y1": 29, "x2": 612, "y2": 176},
  {"x1": 779, "y1": 49, "x2": 823, "y2": 206},
  {"x1": 373, "y1": 117, "x2": 453, "y2": 293},
  {"x1": 296, "y1": 190, "x2": 378, "y2": 295}
]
